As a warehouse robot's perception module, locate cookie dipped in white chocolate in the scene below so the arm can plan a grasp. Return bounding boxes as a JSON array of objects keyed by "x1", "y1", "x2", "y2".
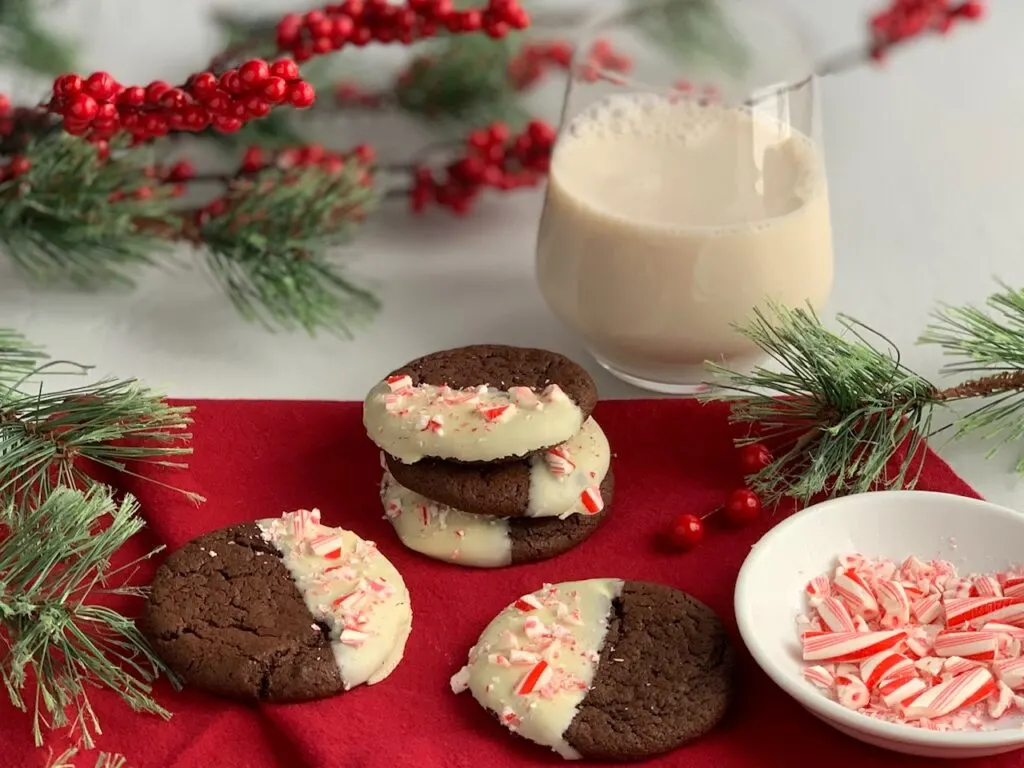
[
  {"x1": 364, "y1": 378, "x2": 584, "y2": 464},
  {"x1": 257, "y1": 509, "x2": 412, "y2": 690},
  {"x1": 381, "y1": 471, "x2": 512, "y2": 568},
  {"x1": 450, "y1": 579, "x2": 624, "y2": 760},
  {"x1": 527, "y1": 418, "x2": 610, "y2": 518}
]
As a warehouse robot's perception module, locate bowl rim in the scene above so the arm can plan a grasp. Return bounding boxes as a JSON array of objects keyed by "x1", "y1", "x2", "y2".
[{"x1": 735, "y1": 489, "x2": 1024, "y2": 746}]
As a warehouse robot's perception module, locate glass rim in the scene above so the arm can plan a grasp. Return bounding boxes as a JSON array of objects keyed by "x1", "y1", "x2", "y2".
[{"x1": 571, "y1": 0, "x2": 821, "y2": 103}]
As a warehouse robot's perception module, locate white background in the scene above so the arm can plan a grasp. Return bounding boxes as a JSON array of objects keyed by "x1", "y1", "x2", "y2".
[{"x1": 2, "y1": 0, "x2": 1024, "y2": 507}]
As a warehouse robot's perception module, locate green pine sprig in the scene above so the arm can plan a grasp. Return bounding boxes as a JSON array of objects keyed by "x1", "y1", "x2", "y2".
[
  {"x1": 197, "y1": 162, "x2": 382, "y2": 335},
  {"x1": 0, "y1": 486, "x2": 177, "y2": 750},
  {"x1": 920, "y1": 283, "x2": 1024, "y2": 471},
  {"x1": 705, "y1": 303, "x2": 943, "y2": 505},
  {"x1": 0, "y1": 0, "x2": 77, "y2": 78}
]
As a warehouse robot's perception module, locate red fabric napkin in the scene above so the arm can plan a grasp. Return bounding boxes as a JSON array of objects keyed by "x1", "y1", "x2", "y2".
[{"x1": 4, "y1": 398, "x2": 1017, "y2": 768}]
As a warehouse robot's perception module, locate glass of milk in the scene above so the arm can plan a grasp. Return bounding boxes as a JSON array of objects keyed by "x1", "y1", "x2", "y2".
[{"x1": 535, "y1": 0, "x2": 833, "y2": 394}]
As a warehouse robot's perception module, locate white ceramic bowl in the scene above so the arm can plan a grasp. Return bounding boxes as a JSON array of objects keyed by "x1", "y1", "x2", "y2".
[{"x1": 735, "y1": 490, "x2": 1024, "y2": 759}]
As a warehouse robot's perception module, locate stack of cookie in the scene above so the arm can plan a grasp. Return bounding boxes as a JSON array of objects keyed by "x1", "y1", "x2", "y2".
[{"x1": 362, "y1": 345, "x2": 614, "y2": 568}]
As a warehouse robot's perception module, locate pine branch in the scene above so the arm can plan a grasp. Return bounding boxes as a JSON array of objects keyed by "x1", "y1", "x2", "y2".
[
  {"x1": 626, "y1": 0, "x2": 749, "y2": 77},
  {"x1": 0, "y1": 372, "x2": 199, "y2": 505},
  {"x1": 705, "y1": 303, "x2": 941, "y2": 505},
  {"x1": 921, "y1": 284, "x2": 1024, "y2": 470},
  {"x1": 196, "y1": 161, "x2": 381, "y2": 335},
  {"x1": 0, "y1": 0, "x2": 77, "y2": 78},
  {"x1": 0, "y1": 487, "x2": 176, "y2": 749},
  {"x1": 0, "y1": 132, "x2": 173, "y2": 288},
  {"x1": 0, "y1": 328, "x2": 53, "y2": 389}
]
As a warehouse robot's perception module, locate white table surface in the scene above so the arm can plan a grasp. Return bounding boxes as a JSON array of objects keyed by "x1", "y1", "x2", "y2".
[{"x1": 2, "y1": 0, "x2": 1024, "y2": 508}]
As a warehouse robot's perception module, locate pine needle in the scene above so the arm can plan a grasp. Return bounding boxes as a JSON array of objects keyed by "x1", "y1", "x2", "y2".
[
  {"x1": 0, "y1": 133, "x2": 174, "y2": 289},
  {"x1": 0, "y1": 0, "x2": 77, "y2": 78},
  {"x1": 198, "y1": 163, "x2": 381, "y2": 335},
  {"x1": 920, "y1": 283, "x2": 1024, "y2": 470},
  {"x1": 0, "y1": 487, "x2": 177, "y2": 749},
  {"x1": 706, "y1": 303, "x2": 941, "y2": 505},
  {"x1": 0, "y1": 377, "x2": 199, "y2": 505}
]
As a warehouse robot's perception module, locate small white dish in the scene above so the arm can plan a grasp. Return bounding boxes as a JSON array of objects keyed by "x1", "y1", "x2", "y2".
[{"x1": 735, "y1": 490, "x2": 1024, "y2": 759}]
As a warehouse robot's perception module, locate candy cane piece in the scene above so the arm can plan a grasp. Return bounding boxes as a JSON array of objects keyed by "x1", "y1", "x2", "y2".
[
  {"x1": 933, "y1": 630, "x2": 999, "y2": 661},
  {"x1": 989, "y1": 680, "x2": 1016, "y2": 718},
  {"x1": 517, "y1": 661, "x2": 552, "y2": 695},
  {"x1": 915, "y1": 656, "x2": 945, "y2": 682},
  {"x1": 803, "y1": 665, "x2": 835, "y2": 690},
  {"x1": 309, "y1": 533, "x2": 344, "y2": 559},
  {"x1": 941, "y1": 656, "x2": 984, "y2": 679},
  {"x1": 580, "y1": 486, "x2": 603, "y2": 515},
  {"x1": 880, "y1": 676, "x2": 928, "y2": 708},
  {"x1": 876, "y1": 580, "x2": 911, "y2": 628},
  {"x1": 450, "y1": 666, "x2": 471, "y2": 694},
  {"x1": 514, "y1": 594, "x2": 544, "y2": 612},
  {"x1": 544, "y1": 446, "x2": 576, "y2": 476},
  {"x1": 860, "y1": 651, "x2": 915, "y2": 690},
  {"x1": 901, "y1": 669, "x2": 997, "y2": 720},
  {"x1": 944, "y1": 596, "x2": 1024, "y2": 628},
  {"x1": 973, "y1": 576, "x2": 1003, "y2": 598},
  {"x1": 479, "y1": 403, "x2": 516, "y2": 423},
  {"x1": 833, "y1": 568, "x2": 879, "y2": 618},
  {"x1": 385, "y1": 374, "x2": 413, "y2": 391},
  {"x1": 805, "y1": 575, "x2": 832, "y2": 603},
  {"x1": 816, "y1": 597, "x2": 857, "y2": 633},
  {"x1": 802, "y1": 631, "x2": 906, "y2": 663},
  {"x1": 835, "y1": 674, "x2": 870, "y2": 710},
  {"x1": 541, "y1": 384, "x2": 569, "y2": 403},
  {"x1": 910, "y1": 594, "x2": 942, "y2": 625},
  {"x1": 993, "y1": 658, "x2": 1024, "y2": 690},
  {"x1": 509, "y1": 386, "x2": 542, "y2": 409}
]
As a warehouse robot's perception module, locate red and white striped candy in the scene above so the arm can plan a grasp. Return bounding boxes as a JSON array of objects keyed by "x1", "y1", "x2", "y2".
[
  {"x1": 901, "y1": 669, "x2": 997, "y2": 720},
  {"x1": 861, "y1": 651, "x2": 915, "y2": 689},
  {"x1": 1003, "y1": 577, "x2": 1024, "y2": 599},
  {"x1": 544, "y1": 446, "x2": 576, "y2": 476},
  {"x1": 915, "y1": 656, "x2": 945, "y2": 681},
  {"x1": 541, "y1": 384, "x2": 569, "y2": 403},
  {"x1": 340, "y1": 627, "x2": 370, "y2": 646},
  {"x1": 934, "y1": 630, "x2": 999, "y2": 661},
  {"x1": 517, "y1": 661, "x2": 552, "y2": 695},
  {"x1": 879, "y1": 676, "x2": 928, "y2": 708},
  {"x1": 385, "y1": 374, "x2": 413, "y2": 391},
  {"x1": 983, "y1": 621, "x2": 1024, "y2": 639},
  {"x1": 905, "y1": 626, "x2": 935, "y2": 658},
  {"x1": 876, "y1": 580, "x2": 911, "y2": 628},
  {"x1": 580, "y1": 487, "x2": 603, "y2": 515},
  {"x1": 989, "y1": 680, "x2": 1016, "y2": 718},
  {"x1": 417, "y1": 413, "x2": 444, "y2": 434},
  {"x1": 833, "y1": 568, "x2": 879, "y2": 618},
  {"x1": 479, "y1": 403, "x2": 516, "y2": 423},
  {"x1": 910, "y1": 594, "x2": 942, "y2": 625},
  {"x1": 973, "y1": 576, "x2": 1003, "y2": 598},
  {"x1": 817, "y1": 597, "x2": 856, "y2": 633},
  {"x1": 836, "y1": 674, "x2": 870, "y2": 710},
  {"x1": 310, "y1": 533, "x2": 344, "y2": 558},
  {"x1": 802, "y1": 631, "x2": 906, "y2": 663},
  {"x1": 945, "y1": 596, "x2": 1024, "y2": 628},
  {"x1": 941, "y1": 656, "x2": 984, "y2": 678},
  {"x1": 805, "y1": 575, "x2": 831, "y2": 604},
  {"x1": 993, "y1": 658, "x2": 1024, "y2": 690},
  {"x1": 514, "y1": 594, "x2": 544, "y2": 612},
  {"x1": 803, "y1": 665, "x2": 835, "y2": 690},
  {"x1": 510, "y1": 387, "x2": 541, "y2": 409}
]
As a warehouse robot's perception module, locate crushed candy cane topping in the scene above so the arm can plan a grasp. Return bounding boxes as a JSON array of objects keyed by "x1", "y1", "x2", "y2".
[{"x1": 797, "y1": 554, "x2": 1024, "y2": 731}]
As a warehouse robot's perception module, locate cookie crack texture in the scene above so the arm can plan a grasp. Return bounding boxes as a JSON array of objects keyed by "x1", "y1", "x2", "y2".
[
  {"x1": 141, "y1": 523, "x2": 345, "y2": 702},
  {"x1": 564, "y1": 581, "x2": 736, "y2": 761}
]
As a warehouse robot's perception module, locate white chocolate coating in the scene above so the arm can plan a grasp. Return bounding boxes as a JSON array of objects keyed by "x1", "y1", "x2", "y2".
[
  {"x1": 363, "y1": 381, "x2": 584, "y2": 464},
  {"x1": 381, "y1": 471, "x2": 512, "y2": 568},
  {"x1": 527, "y1": 418, "x2": 610, "y2": 518},
  {"x1": 257, "y1": 509, "x2": 413, "y2": 690},
  {"x1": 451, "y1": 579, "x2": 624, "y2": 760}
]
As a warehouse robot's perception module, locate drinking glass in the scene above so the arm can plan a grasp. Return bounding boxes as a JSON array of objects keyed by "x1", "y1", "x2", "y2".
[{"x1": 535, "y1": 0, "x2": 833, "y2": 394}]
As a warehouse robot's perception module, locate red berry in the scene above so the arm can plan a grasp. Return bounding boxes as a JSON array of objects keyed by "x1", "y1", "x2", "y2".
[
  {"x1": 134, "y1": 186, "x2": 154, "y2": 201},
  {"x1": 667, "y1": 514, "x2": 704, "y2": 551},
  {"x1": 220, "y1": 71, "x2": 244, "y2": 95},
  {"x1": 189, "y1": 72, "x2": 219, "y2": 98},
  {"x1": 260, "y1": 76, "x2": 288, "y2": 104},
  {"x1": 527, "y1": 120, "x2": 556, "y2": 147},
  {"x1": 738, "y1": 443, "x2": 773, "y2": 476},
  {"x1": 166, "y1": 160, "x2": 195, "y2": 182},
  {"x1": 145, "y1": 80, "x2": 172, "y2": 104},
  {"x1": 270, "y1": 59, "x2": 301, "y2": 82},
  {"x1": 84, "y1": 71, "x2": 118, "y2": 101},
  {"x1": 287, "y1": 81, "x2": 316, "y2": 108},
  {"x1": 118, "y1": 86, "x2": 146, "y2": 107},
  {"x1": 299, "y1": 144, "x2": 326, "y2": 165},
  {"x1": 0, "y1": 94, "x2": 9, "y2": 117},
  {"x1": 65, "y1": 93, "x2": 99, "y2": 122},
  {"x1": 212, "y1": 115, "x2": 243, "y2": 133},
  {"x1": 7, "y1": 156, "x2": 30, "y2": 177},
  {"x1": 244, "y1": 95, "x2": 271, "y2": 118},
  {"x1": 54, "y1": 74, "x2": 83, "y2": 97},
  {"x1": 238, "y1": 59, "x2": 271, "y2": 87},
  {"x1": 723, "y1": 489, "x2": 762, "y2": 527},
  {"x1": 240, "y1": 146, "x2": 266, "y2": 173},
  {"x1": 959, "y1": 1, "x2": 984, "y2": 20},
  {"x1": 352, "y1": 144, "x2": 376, "y2": 164}
]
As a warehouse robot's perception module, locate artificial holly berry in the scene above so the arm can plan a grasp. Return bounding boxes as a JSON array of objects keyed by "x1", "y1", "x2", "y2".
[
  {"x1": 737, "y1": 442, "x2": 773, "y2": 475},
  {"x1": 723, "y1": 489, "x2": 762, "y2": 527},
  {"x1": 667, "y1": 513, "x2": 705, "y2": 551}
]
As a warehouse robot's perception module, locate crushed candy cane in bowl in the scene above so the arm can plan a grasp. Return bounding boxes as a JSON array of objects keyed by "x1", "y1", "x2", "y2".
[{"x1": 735, "y1": 490, "x2": 1024, "y2": 758}]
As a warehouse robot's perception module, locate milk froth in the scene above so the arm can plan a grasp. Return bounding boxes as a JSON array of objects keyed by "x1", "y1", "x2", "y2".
[{"x1": 535, "y1": 93, "x2": 834, "y2": 388}]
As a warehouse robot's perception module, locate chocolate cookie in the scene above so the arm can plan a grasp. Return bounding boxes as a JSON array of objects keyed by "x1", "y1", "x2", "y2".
[
  {"x1": 450, "y1": 579, "x2": 735, "y2": 761},
  {"x1": 380, "y1": 470, "x2": 613, "y2": 567},
  {"x1": 385, "y1": 417, "x2": 611, "y2": 519},
  {"x1": 363, "y1": 345, "x2": 598, "y2": 464},
  {"x1": 142, "y1": 509, "x2": 412, "y2": 702}
]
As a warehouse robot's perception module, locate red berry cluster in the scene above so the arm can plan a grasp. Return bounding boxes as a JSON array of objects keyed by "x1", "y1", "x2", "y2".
[
  {"x1": 506, "y1": 40, "x2": 573, "y2": 90},
  {"x1": 107, "y1": 160, "x2": 197, "y2": 202},
  {"x1": 666, "y1": 443, "x2": 773, "y2": 551},
  {"x1": 870, "y1": 0, "x2": 985, "y2": 59},
  {"x1": 577, "y1": 39, "x2": 634, "y2": 84},
  {"x1": 195, "y1": 143, "x2": 376, "y2": 226},
  {"x1": 276, "y1": 0, "x2": 530, "y2": 62},
  {"x1": 409, "y1": 119, "x2": 555, "y2": 215},
  {"x1": 47, "y1": 59, "x2": 315, "y2": 142}
]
